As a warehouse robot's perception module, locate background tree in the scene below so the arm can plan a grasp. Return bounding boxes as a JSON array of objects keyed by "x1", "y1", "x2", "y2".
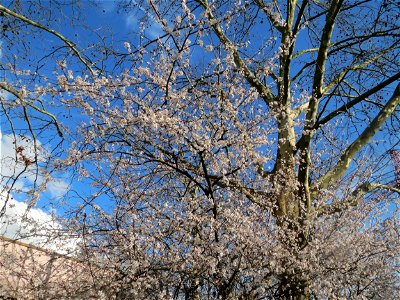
[
  {"x1": 0, "y1": 3, "x2": 100, "y2": 298},
  {"x1": 0, "y1": 0, "x2": 98, "y2": 211},
  {"x1": 1, "y1": 0, "x2": 400, "y2": 299}
]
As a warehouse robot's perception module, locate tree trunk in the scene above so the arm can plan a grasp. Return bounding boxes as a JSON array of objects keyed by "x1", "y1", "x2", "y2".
[{"x1": 278, "y1": 276, "x2": 310, "y2": 300}]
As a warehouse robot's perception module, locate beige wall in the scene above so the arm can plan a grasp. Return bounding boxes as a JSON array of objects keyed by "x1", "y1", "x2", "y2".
[{"x1": 0, "y1": 236, "x2": 99, "y2": 300}]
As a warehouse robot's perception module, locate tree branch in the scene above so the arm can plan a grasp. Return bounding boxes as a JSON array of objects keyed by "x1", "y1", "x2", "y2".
[
  {"x1": 311, "y1": 0, "x2": 344, "y2": 99},
  {"x1": 253, "y1": 0, "x2": 285, "y2": 33},
  {"x1": 0, "y1": 82, "x2": 63, "y2": 137},
  {"x1": 0, "y1": 4, "x2": 94, "y2": 74},
  {"x1": 315, "y1": 182, "x2": 400, "y2": 217},
  {"x1": 314, "y1": 83, "x2": 400, "y2": 192},
  {"x1": 321, "y1": 48, "x2": 396, "y2": 96},
  {"x1": 314, "y1": 71, "x2": 400, "y2": 129},
  {"x1": 296, "y1": 0, "x2": 343, "y2": 213},
  {"x1": 196, "y1": 0, "x2": 275, "y2": 107},
  {"x1": 291, "y1": 25, "x2": 399, "y2": 82}
]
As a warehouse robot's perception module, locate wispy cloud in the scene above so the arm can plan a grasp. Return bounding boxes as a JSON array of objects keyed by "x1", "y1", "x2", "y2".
[
  {"x1": 124, "y1": 2, "x2": 163, "y2": 39},
  {"x1": 47, "y1": 179, "x2": 69, "y2": 198}
]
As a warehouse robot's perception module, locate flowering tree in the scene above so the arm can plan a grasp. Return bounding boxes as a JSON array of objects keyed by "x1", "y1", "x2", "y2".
[
  {"x1": 2, "y1": 0, "x2": 400, "y2": 299},
  {"x1": 56, "y1": 1, "x2": 400, "y2": 298}
]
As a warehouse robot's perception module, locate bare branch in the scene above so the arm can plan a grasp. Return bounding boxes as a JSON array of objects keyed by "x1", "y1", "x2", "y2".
[
  {"x1": 196, "y1": 0, "x2": 275, "y2": 106},
  {"x1": 314, "y1": 83, "x2": 400, "y2": 191},
  {"x1": 253, "y1": 0, "x2": 285, "y2": 33},
  {"x1": 316, "y1": 182, "x2": 400, "y2": 217},
  {"x1": 296, "y1": 0, "x2": 343, "y2": 215},
  {"x1": 0, "y1": 4, "x2": 94, "y2": 75},
  {"x1": 0, "y1": 82, "x2": 63, "y2": 137},
  {"x1": 314, "y1": 71, "x2": 400, "y2": 129},
  {"x1": 321, "y1": 48, "x2": 397, "y2": 95},
  {"x1": 311, "y1": 0, "x2": 344, "y2": 99}
]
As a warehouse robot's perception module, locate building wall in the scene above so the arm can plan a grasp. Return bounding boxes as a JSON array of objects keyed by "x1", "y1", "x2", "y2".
[{"x1": 0, "y1": 236, "x2": 101, "y2": 300}]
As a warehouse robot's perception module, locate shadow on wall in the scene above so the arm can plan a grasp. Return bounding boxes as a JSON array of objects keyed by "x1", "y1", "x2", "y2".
[{"x1": 0, "y1": 235, "x2": 90, "y2": 299}]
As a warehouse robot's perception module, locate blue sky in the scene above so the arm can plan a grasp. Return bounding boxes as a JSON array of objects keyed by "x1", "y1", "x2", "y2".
[
  {"x1": 0, "y1": 1, "x2": 146, "y2": 236},
  {"x1": 1, "y1": 0, "x2": 399, "y2": 242},
  {"x1": 1, "y1": 0, "x2": 196, "y2": 239}
]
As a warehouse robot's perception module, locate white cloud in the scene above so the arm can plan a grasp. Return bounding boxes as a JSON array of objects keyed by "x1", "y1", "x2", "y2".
[
  {"x1": 125, "y1": 13, "x2": 139, "y2": 28},
  {"x1": 124, "y1": 3, "x2": 163, "y2": 39},
  {"x1": 1, "y1": 132, "x2": 69, "y2": 197},
  {"x1": 0, "y1": 191, "x2": 79, "y2": 255},
  {"x1": 1, "y1": 132, "x2": 44, "y2": 188},
  {"x1": 0, "y1": 132, "x2": 74, "y2": 254},
  {"x1": 47, "y1": 179, "x2": 69, "y2": 198}
]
